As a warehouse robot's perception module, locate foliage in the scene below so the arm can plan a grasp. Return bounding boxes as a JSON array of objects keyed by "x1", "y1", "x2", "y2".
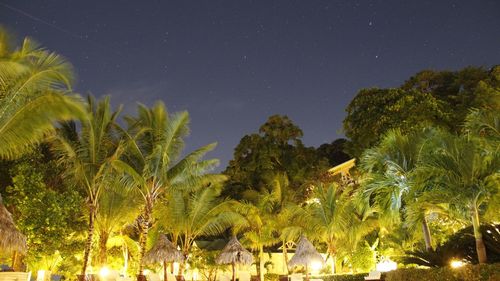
[
  {"x1": 51, "y1": 95, "x2": 124, "y2": 275},
  {"x1": 418, "y1": 131, "x2": 499, "y2": 263},
  {"x1": 401, "y1": 224, "x2": 500, "y2": 267},
  {"x1": 188, "y1": 248, "x2": 223, "y2": 281},
  {"x1": 316, "y1": 138, "x2": 353, "y2": 167},
  {"x1": 0, "y1": 26, "x2": 85, "y2": 160},
  {"x1": 113, "y1": 101, "x2": 224, "y2": 276},
  {"x1": 310, "y1": 274, "x2": 366, "y2": 281},
  {"x1": 384, "y1": 263, "x2": 500, "y2": 281},
  {"x1": 223, "y1": 115, "x2": 328, "y2": 203},
  {"x1": 5, "y1": 147, "x2": 86, "y2": 276},
  {"x1": 350, "y1": 241, "x2": 376, "y2": 273},
  {"x1": 343, "y1": 66, "x2": 498, "y2": 155}
]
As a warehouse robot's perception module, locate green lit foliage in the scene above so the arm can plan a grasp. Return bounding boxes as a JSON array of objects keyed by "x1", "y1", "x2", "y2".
[
  {"x1": 5, "y1": 147, "x2": 86, "y2": 276},
  {"x1": 113, "y1": 102, "x2": 224, "y2": 277},
  {"x1": 0, "y1": 27, "x2": 85, "y2": 160}
]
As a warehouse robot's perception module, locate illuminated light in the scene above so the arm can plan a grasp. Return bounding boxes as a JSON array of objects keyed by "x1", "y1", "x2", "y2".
[
  {"x1": 99, "y1": 267, "x2": 111, "y2": 278},
  {"x1": 450, "y1": 260, "x2": 465, "y2": 268},
  {"x1": 37, "y1": 270, "x2": 46, "y2": 281},
  {"x1": 310, "y1": 261, "x2": 323, "y2": 272},
  {"x1": 143, "y1": 270, "x2": 150, "y2": 276},
  {"x1": 173, "y1": 263, "x2": 179, "y2": 275},
  {"x1": 192, "y1": 270, "x2": 198, "y2": 281},
  {"x1": 376, "y1": 259, "x2": 397, "y2": 272}
]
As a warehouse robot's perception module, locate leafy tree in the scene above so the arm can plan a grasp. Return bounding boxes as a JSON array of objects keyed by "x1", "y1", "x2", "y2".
[
  {"x1": 316, "y1": 138, "x2": 352, "y2": 167},
  {"x1": 112, "y1": 102, "x2": 224, "y2": 279},
  {"x1": 343, "y1": 66, "x2": 498, "y2": 155},
  {"x1": 5, "y1": 147, "x2": 86, "y2": 276},
  {"x1": 0, "y1": 27, "x2": 84, "y2": 160},
  {"x1": 224, "y1": 115, "x2": 327, "y2": 203},
  {"x1": 51, "y1": 96, "x2": 123, "y2": 277},
  {"x1": 343, "y1": 88, "x2": 443, "y2": 156}
]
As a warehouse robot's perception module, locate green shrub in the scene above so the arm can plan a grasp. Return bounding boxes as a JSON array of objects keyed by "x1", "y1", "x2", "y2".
[{"x1": 385, "y1": 263, "x2": 500, "y2": 281}]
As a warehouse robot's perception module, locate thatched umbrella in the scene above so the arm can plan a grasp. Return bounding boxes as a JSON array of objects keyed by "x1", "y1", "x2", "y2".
[
  {"x1": 288, "y1": 236, "x2": 324, "y2": 281},
  {"x1": 216, "y1": 236, "x2": 253, "y2": 281},
  {"x1": 144, "y1": 234, "x2": 184, "y2": 281},
  {"x1": 0, "y1": 194, "x2": 26, "y2": 257}
]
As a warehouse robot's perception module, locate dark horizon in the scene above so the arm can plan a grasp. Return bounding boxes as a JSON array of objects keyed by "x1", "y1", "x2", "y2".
[{"x1": 2, "y1": 0, "x2": 499, "y2": 170}]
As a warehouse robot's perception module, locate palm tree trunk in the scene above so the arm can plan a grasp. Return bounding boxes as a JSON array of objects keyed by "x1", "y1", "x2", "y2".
[
  {"x1": 138, "y1": 200, "x2": 153, "y2": 281},
  {"x1": 164, "y1": 260, "x2": 168, "y2": 281},
  {"x1": 258, "y1": 246, "x2": 264, "y2": 281},
  {"x1": 304, "y1": 264, "x2": 309, "y2": 281},
  {"x1": 98, "y1": 231, "x2": 109, "y2": 266},
  {"x1": 80, "y1": 203, "x2": 97, "y2": 280},
  {"x1": 421, "y1": 217, "x2": 433, "y2": 251},
  {"x1": 282, "y1": 242, "x2": 289, "y2": 274},
  {"x1": 231, "y1": 262, "x2": 235, "y2": 281},
  {"x1": 471, "y1": 206, "x2": 487, "y2": 263}
]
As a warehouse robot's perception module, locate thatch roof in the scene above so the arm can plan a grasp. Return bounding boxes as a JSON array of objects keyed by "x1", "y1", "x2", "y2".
[
  {"x1": 288, "y1": 236, "x2": 324, "y2": 268},
  {"x1": 0, "y1": 194, "x2": 26, "y2": 253},
  {"x1": 144, "y1": 234, "x2": 184, "y2": 264},
  {"x1": 216, "y1": 236, "x2": 253, "y2": 265}
]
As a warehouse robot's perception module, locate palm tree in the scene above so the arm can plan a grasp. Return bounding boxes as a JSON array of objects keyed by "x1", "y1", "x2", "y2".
[
  {"x1": 51, "y1": 95, "x2": 123, "y2": 278},
  {"x1": 420, "y1": 132, "x2": 499, "y2": 263},
  {"x1": 0, "y1": 27, "x2": 84, "y2": 160},
  {"x1": 361, "y1": 129, "x2": 437, "y2": 251},
  {"x1": 157, "y1": 182, "x2": 240, "y2": 277},
  {"x1": 95, "y1": 176, "x2": 140, "y2": 266},
  {"x1": 112, "y1": 102, "x2": 222, "y2": 281}
]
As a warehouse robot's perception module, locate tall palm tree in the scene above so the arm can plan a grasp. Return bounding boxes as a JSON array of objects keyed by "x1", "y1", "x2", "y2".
[
  {"x1": 157, "y1": 182, "x2": 240, "y2": 277},
  {"x1": 51, "y1": 95, "x2": 123, "y2": 278},
  {"x1": 112, "y1": 102, "x2": 222, "y2": 281},
  {"x1": 0, "y1": 27, "x2": 84, "y2": 160},
  {"x1": 420, "y1": 132, "x2": 499, "y2": 263},
  {"x1": 361, "y1": 129, "x2": 437, "y2": 251}
]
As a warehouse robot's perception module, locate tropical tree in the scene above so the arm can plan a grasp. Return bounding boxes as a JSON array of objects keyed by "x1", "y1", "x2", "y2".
[
  {"x1": 361, "y1": 129, "x2": 439, "y2": 251},
  {"x1": 95, "y1": 176, "x2": 140, "y2": 266},
  {"x1": 157, "y1": 181, "x2": 241, "y2": 277},
  {"x1": 51, "y1": 96, "x2": 123, "y2": 278},
  {"x1": 307, "y1": 183, "x2": 377, "y2": 273},
  {"x1": 112, "y1": 102, "x2": 222, "y2": 280},
  {"x1": 419, "y1": 132, "x2": 499, "y2": 263},
  {"x1": 0, "y1": 27, "x2": 84, "y2": 160}
]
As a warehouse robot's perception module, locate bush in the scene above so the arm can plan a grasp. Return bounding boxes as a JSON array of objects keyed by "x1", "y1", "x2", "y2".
[
  {"x1": 310, "y1": 274, "x2": 366, "y2": 281},
  {"x1": 264, "y1": 274, "x2": 280, "y2": 281},
  {"x1": 385, "y1": 263, "x2": 500, "y2": 281},
  {"x1": 401, "y1": 224, "x2": 500, "y2": 267}
]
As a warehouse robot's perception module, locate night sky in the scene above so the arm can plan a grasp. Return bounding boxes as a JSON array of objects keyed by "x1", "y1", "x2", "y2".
[{"x1": 1, "y1": 0, "x2": 499, "y2": 169}]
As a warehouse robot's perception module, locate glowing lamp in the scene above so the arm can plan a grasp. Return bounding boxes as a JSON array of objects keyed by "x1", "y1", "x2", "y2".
[
  {"x1": 376, "y1": 259, "x2": 397, "y2": 272},
  {"x1": 37, "y1": 270, "x2": 46, "y2": 281},
  {"x1": 310, "y1": 261, "x2": 323, "y2": 272},
  {"x1": 450, "y1": 260, "x2": 465, "y2": 268},
  {"x1": 99, "y1": 267, "x2": 110, "y2": 278}
]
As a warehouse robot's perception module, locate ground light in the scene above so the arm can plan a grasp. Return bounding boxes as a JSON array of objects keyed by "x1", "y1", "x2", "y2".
[
  {"x1": 310, "y1": 261, "x2": 323, "y2": 273},
  {"x1": 99, "y1": 267, "x2": 111, "y2": 279},
  {"x1": 450, "y1": 260, "x2": 465, "y2": 268},
  {"x1": 375, "y1": 259, "x2": 397, "y2": 272},
  {"x1": 36, "y1": 270, "x2": 46, "y2": 281}
]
